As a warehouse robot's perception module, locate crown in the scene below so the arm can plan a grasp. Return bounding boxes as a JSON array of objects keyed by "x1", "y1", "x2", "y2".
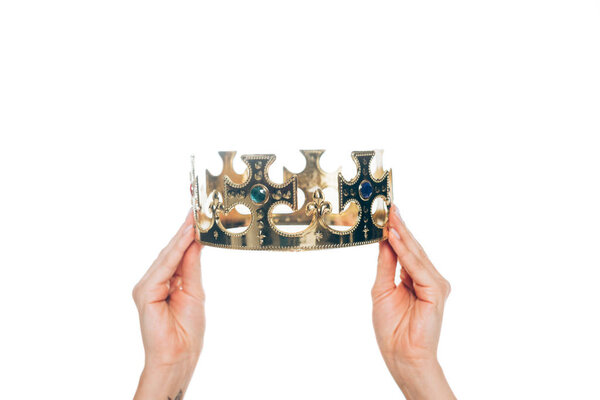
[{"x1": 189, "y1": 150, "x2": 393, "y2": 251}]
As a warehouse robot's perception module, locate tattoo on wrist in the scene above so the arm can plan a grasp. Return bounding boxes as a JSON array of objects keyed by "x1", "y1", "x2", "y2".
[{"x1": 168, "y1": 390, "x2": 183, "y2": 400}]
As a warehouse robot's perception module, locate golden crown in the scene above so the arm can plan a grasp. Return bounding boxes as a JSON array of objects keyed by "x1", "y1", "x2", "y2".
[{"x1": 189, "y1": 150, "x2": 393, "y2": 251}]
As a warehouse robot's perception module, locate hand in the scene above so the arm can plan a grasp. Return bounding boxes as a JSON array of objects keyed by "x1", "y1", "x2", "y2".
[
  {"x1": 132, "y1": 210, "x2": 204, "y2": 400},
  {"x1": 372, "y1": 205, "x2": 455, "y2": 400}
]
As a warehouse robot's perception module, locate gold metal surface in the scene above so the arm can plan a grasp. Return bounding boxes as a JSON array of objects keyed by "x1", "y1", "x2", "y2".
[{"x1": 190, "y1": 150, "x2": 392, "y2": 251}]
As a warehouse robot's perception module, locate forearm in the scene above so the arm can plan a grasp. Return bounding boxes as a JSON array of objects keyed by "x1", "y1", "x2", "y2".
[
  {"x1": 134, "y1": 361, "x2": 198, "y2": 400},
  {"x1": 388, "y1": 359, "x2": 455, "y2": 400}
]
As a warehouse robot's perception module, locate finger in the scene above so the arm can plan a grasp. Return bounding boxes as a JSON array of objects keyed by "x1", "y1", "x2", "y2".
[
  {"x1": 372, "y1": 240, "x2": 397, "y2": 297},
  {"x1": 389, "y1": 204, "x2": 427, "y2": 259},
  {"x1": 140, "y1": 210, "x2": 195, "y2": 287},
  {"x1": 147, "y1": 223, "x2": 196, "y2": 286},
  {"x1": 387, "y1": 227, "x2": 438, "y2": 288},
  {"x1": 134, "y1": 226, "x2": 195, "y2": 305},
  {"x1": 400, "y1": 267, "x2": 414, "y2": 293},
  {"x1": 156, "y1": 210, "x2": 195, "y2": 265},
  {"x1": 389, "y1": 205, "x2": 445, "y2": 281},
  {"x1": 388, "y1": 220, "x2": 450, "y2": 304},
  {"x1": 179, "y1": 241, "x2": 204, "y2": 298},
  {"x1": 140, "y1": 210, "x2": 194, "y2": 281}
]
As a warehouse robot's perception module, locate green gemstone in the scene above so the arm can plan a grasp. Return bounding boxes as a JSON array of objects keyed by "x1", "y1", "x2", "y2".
[{"x1": 250, "y1": 184, "x2": 267, "y2": 204}]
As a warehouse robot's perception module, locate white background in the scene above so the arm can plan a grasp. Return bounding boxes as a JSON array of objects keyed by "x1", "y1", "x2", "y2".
[{"x1": 1, "y1": 1, "x2": 599, "y2": 399}]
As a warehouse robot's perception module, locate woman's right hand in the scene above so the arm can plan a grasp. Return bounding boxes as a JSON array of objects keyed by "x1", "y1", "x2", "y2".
[{"x1": 132, "y1": 210, "x2": 205, "y2": 400}]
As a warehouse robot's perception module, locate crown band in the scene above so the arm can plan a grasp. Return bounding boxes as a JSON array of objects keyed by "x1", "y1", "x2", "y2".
[{"x1": 190, "y1": 150, "x2": 393, "y2": 251}]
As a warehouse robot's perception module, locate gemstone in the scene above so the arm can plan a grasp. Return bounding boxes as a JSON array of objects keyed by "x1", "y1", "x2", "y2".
[
  {"x1": 250, "y1": 184, "x2": 268, "y2": 204},
  {"x1": 359, "y1": 180, "x2": 373, "y2": 200}
]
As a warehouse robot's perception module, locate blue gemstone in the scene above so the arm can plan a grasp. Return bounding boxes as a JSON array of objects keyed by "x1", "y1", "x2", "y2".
[
  {"x1": 250, "y1": 184, "x2": 267, "y2": 204},
  {"x1": 359, "y1": 181, "x2": 373, "y2": 200}
]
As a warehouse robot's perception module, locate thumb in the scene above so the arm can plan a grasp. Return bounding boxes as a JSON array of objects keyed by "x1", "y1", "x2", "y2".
[{"x1": 179, "y1": 241, "x2": 204, "y2": 299}]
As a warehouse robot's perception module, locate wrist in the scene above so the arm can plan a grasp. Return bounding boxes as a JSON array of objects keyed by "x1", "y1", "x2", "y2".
[
  {"x1": 389, "y1": 358, "x2": 455, "y2": 400},
  {"x1": 145, "y1": 350, "x2": 200, "y2": 372},
  {"x1": 134, "y1": 358, "x2": 198, "y2": 400}
]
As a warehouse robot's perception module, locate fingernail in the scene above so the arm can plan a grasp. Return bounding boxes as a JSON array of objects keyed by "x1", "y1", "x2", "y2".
[
  {"x1": 393, "y1": 205, "x2": 401, "y2": 219},
  {"x1": 390, "y1": 228, "x2": 400, "y2": 240},
  {"x1": 184, "y1": 224, "x2": 194, "y2": 234}
]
